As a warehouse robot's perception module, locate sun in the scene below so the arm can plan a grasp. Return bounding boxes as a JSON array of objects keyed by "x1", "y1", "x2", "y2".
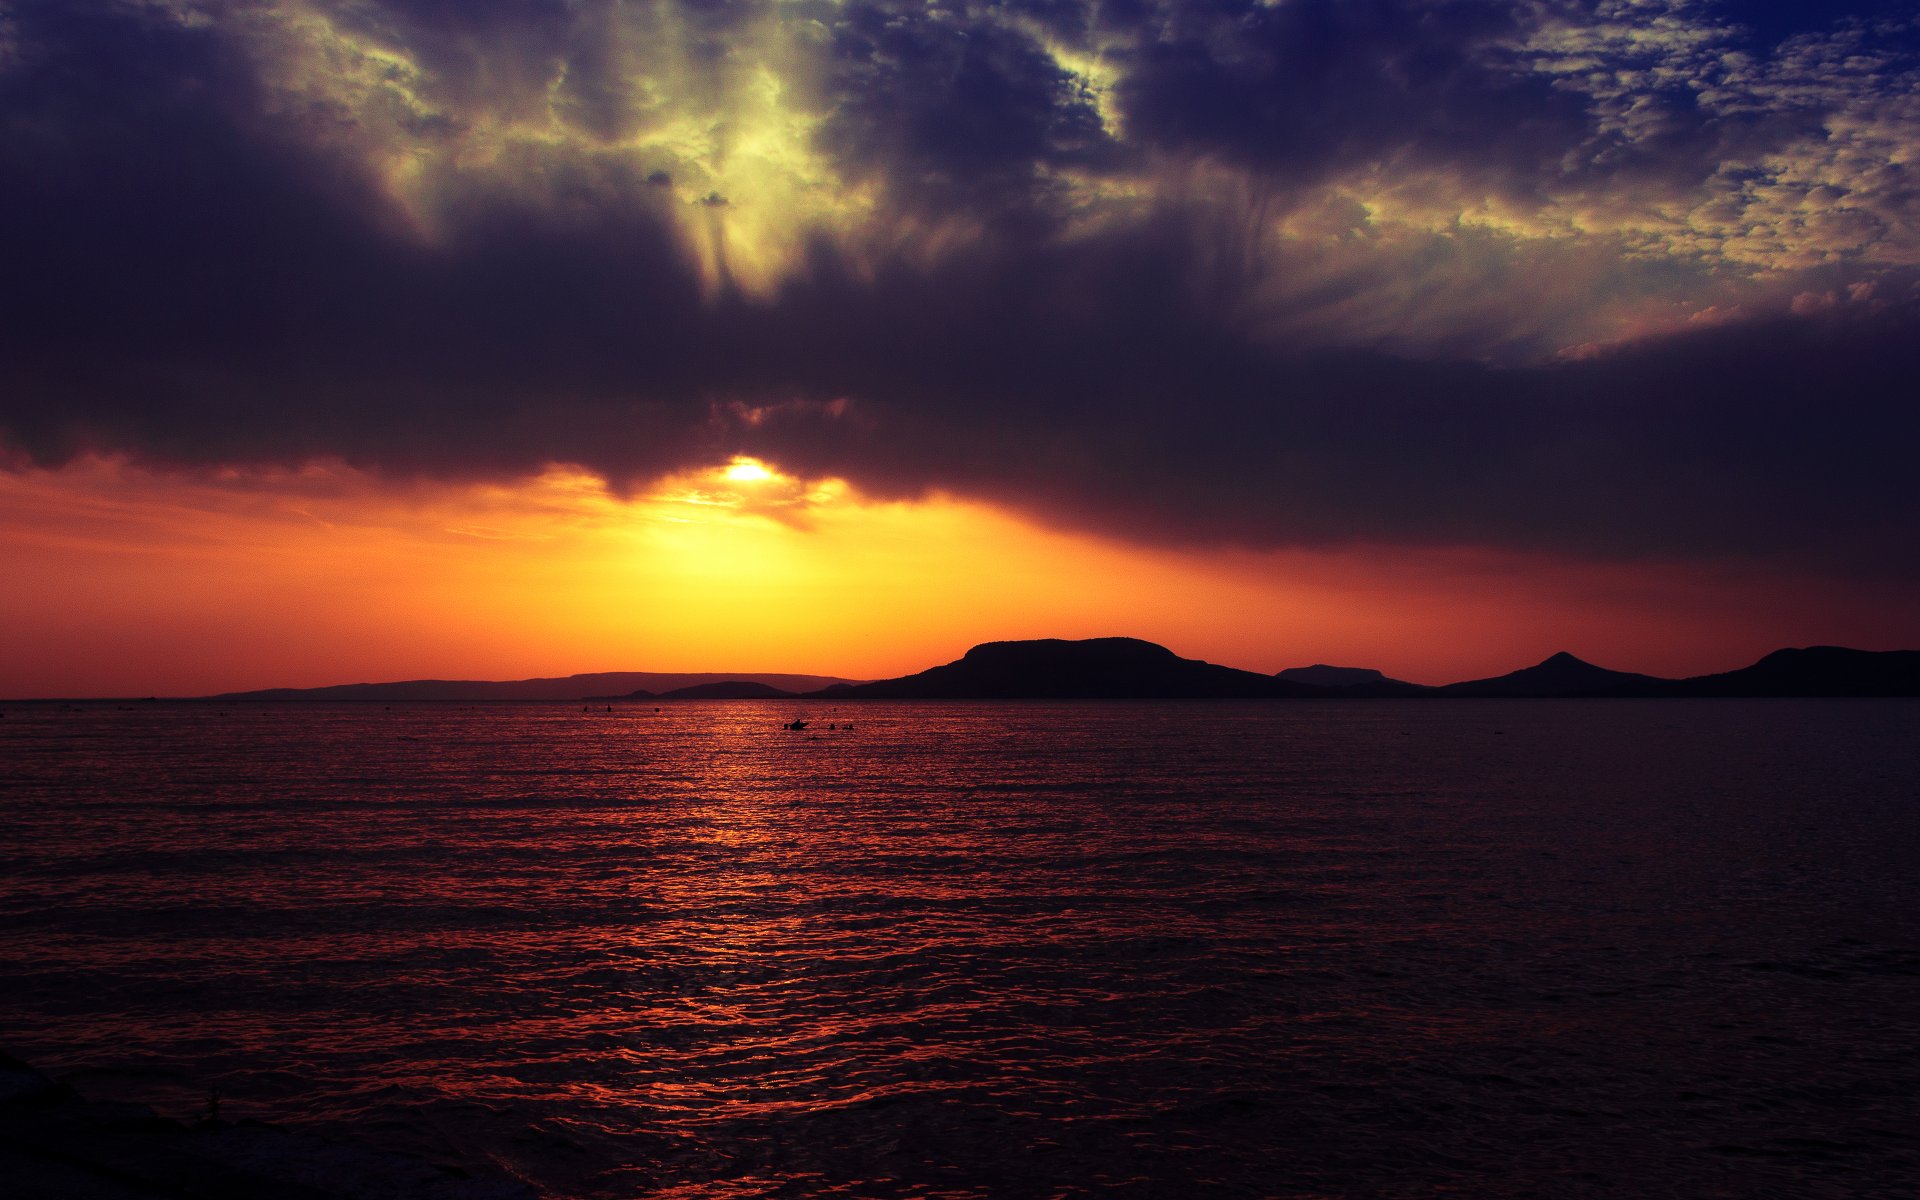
[{"x1": 722, "y1": 456, "x2": 777, "y2": 484}]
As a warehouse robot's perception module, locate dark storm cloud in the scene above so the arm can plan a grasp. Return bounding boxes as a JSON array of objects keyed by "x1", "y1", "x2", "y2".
[
  {"x1": 2, "y1": 0, "x2": 1918, "y2": 577},
  {"x1": 733, "y1": 243, "x2": 1920, "y2": 575},
  {"x1": 1104, "y1": 0, "x2": 1908, "y2": 232},
  {"x1": 822, "y1": 0, "x2": 1115, "y2": 220},
  {"x1": 1112, "y1": 0, "x2": 1587, "y2": 185},
  {"x1": 1718, "y1": 0, "x2": 1915, "y2": 48},
  {"x1": 0, "y1": 2, "x2": 717, "y2": 475}
]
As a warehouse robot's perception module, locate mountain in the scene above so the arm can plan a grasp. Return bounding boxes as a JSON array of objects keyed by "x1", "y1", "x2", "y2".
[
  {"x1": 209, "y1": 671, "x2": 860, "y2": 702},
  {"x1": 1276, "y1": 664, "x2": 1389, "y2": 687},
  {"x1": 1671, "y1": 647, "x2": 1920, "y2": 697},
  {"x1": 821, "y1": 638, "x2": 1328, "y2": 699},
  {"x1": 1274, "y1": 664, "x2": 1430, "y2": 696},
  {"x1": 653, "y1": 681, "x2": 798, "y2": 700},
  {"x1": 1440, "y1": 652, "x2": 1668, "y2": 698},
  {"x1": 190, "y1": 646, "x2": 1920, "y2": 704}
]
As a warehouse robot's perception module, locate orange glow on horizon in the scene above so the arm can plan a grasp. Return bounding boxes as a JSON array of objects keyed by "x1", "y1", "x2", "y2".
[{"x1": 0, "y1": 455, "x2": 1914, "y2": 698}]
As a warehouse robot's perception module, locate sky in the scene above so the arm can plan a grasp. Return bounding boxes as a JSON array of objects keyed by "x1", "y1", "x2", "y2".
[{"x1": 2, "y1": 0, "x2": 1917, "y2": 695}]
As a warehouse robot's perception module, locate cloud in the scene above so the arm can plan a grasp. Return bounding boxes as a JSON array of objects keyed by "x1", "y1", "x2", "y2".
[
  {"x1": 728, "y1": 260, "x2": 1920, "y2": 576},
  {"x1": 1, "y1": 0, "x2": 1917, "y2": 579}
]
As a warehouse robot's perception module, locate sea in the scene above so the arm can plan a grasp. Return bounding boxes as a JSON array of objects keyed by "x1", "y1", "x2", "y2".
[{"x1": 1, "y1": 700, "x2": 1915, "y2": 1198}]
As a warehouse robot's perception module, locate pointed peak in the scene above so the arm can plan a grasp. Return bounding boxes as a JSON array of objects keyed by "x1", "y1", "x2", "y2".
[{"x1": 1539, "y1": 651, "x2": 1590, "y2": 668}]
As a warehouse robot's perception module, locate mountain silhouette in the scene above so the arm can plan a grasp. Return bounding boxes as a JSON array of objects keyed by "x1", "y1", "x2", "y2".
[
  {"x1": 654, "y1": 681, "x2": 798, "y2": 700},
  {"x1": 823, "y1": 638, "x2": 1327, "y2": 699},
  {"x1": 1277, "y1": 665, "x2": 1387, "y2": 686},
  {"x1": 1671, "y1": 646, "x2": 1920, "y2": 697},
  {"x1": 1274, "y1": 664, "x2": 1428, "y2": 695},
  {"x1": 182, "y1": 644, "x2": 1920, "y2": 704},
  {"x1": 1440, "y1": 652, "x2": 1667, "y2": 698},
  {"x1": 210, "y1": 671, "x2": 859, "y2": 702}
]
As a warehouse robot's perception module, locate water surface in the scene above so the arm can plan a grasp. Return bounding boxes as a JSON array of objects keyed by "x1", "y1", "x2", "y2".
[{"x1": 2, "y1": 700, "x2": 1915, "y2": 1197}]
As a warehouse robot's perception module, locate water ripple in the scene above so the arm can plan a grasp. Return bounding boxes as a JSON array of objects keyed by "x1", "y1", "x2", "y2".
[{"x1": 2, "y1": 699, "x2": 1917, "y2": 1197}]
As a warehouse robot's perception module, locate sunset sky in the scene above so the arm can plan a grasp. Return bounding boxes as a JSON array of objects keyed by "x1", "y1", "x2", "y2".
[{"x1": 3, "y1": 0, "x2": 1917, "y2": 696}]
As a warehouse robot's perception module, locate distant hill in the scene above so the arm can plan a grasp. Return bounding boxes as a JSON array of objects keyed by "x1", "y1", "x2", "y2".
[
  {"x1": 821, "y1": 638, "x2": 1328, "y2": 699},
  {"x1": 1277, "y1": 664, "x2": 1388, "y2": 687},
  {"x1": 1670, "y1": 647, "x2": 1920, "y2": 697},
  {"x1": 1440, "y1": 652, "x2": 1668, "y2": 698},
  {"x1": 1275, "y1": 664, "x2": 1427, "y2": 695},
  {"x1": 653, "y1": 681, "x2": 798, "y2": 700},
  {"x1": 210, "y1": 671, "x2": 861, "y2": 702},
  {"x1": 190, "y1": 645, "x2": 1920, "y2": 704}
]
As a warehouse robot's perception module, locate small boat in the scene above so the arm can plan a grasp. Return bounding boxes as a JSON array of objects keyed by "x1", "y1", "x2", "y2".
[{"x1": 784, "y1": 719, "x2": 809, "y2": 731}]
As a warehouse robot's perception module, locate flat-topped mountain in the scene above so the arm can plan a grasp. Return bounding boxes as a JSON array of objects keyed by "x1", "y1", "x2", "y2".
[
  {"x1": 1277, "y1": 664, "x2": 1387, "y2": 687},
  {"x1": 823, "y1": 638, "x2": 1326, "y2": 699},
  {"x1": 1672, "y1": 646, "x2": 1920, "y2": 697},
  {"x1": 1276, "y1": 664, "x2": 1426, "y2": 695},
  {"x1": 210, "y1": 671, "x2": 859, "y2": 702},
  {"x1": 1440, "y1": 652, "x2": 1667, "y2": 698},
  {"x1": 652, "y1": 681, "x2": 798, "y2": 700}
]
